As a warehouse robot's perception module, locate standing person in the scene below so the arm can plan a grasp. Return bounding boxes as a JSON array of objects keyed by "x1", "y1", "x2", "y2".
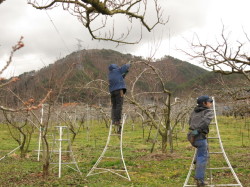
[
  {"x1": 188, "y1": 95, "x2": 214, "y2": 186},
  {"x1": 108, "y1": 63, "x2": 131, "y2": 133}
]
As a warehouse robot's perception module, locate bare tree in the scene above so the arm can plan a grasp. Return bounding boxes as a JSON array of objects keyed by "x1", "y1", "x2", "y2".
[
  {"x1": 126, "y1": 60, "x2": 192, "y2": 153},
  {"x1": 0, "y1": 38, "x2": 54, "y2": 178},
  {"x1": 184, "y1": 26, "x2": 250, "y2": 81},
  {"x1": 2, "y1": 110, "x2": 35, "y2": 158},
  {"x1": 28, "y1": 0, "x2": 167, "y2": 44},
  {"x1": 56, "y1": 103, "x2": 84, "y2": 146},
  {"x1": 213, "y1": 75, "x2": 250, "y2": 101},
  {"x1": 0, "y1": 37, "x2": 24, "y2": 95},
  {"x1": 0, "y1": 38, "x2": 53, "y2": 178},
  {"x1": 183, "y1": 26, "x2": 250, "y2": 102}
]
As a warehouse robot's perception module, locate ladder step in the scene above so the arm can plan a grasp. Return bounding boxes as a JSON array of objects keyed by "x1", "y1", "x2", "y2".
[
  {"x1": 102, "y1": 156, "x2": 121, "y2": 159},
  {"x1": 50, "y1": 150, "x2": 72, "y2": 153},
  {"x1": 107, "y1": 146, "x2": 120, "y2": 149},
  {"x1": 207, "y1": 167, "x2": 231, "y2": 170},
  {"x1": 207, "y1": 137, "x2": 219, "y2": 139},
  {"x1": 110, "y1": 134, "x2": 121, "y2": 136},
  {"x1": 95, "y1": 167, "x2": 126, "y2": 172},
  {"x1": 54, "y1": 139, "x2": 70, "y2": 141},
  {"x1": 209, "y1": 152, "x2": 223, "y2": 154},
  {"x1": 191, "y1": 167, "x2": 231, "y2": 170},
  {"x1": 51, "y1": 162, "x2": 77, "y2": 164}
]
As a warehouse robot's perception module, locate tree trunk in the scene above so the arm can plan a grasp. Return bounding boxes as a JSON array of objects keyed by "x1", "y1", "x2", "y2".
[
  {"x1": 19, "y1": 129, "x2": 27, "y2": 158},
  {"x1": 168, "y1": 129, "x2": 174, "y2": 153},
  {"x1": 147, "y1": 125, "x2": 153, "y2": 141},
  {"x1": 42, "y1": 160, "x2": 50, "y2": 178},
  {"x1": 67, "y1": 132, "x2": 76, "y2": 157},
  {"x1": 42, "y1": 133, "x2": 50, "y2": 178},
  {"x1": 161, "y1": 135, "x2": 167, "y2": 153}
]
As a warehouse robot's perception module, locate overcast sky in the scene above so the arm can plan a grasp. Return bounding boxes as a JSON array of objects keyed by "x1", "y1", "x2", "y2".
[{"x1": 0, "y1": 0, "x2": 250, "y2": 78}]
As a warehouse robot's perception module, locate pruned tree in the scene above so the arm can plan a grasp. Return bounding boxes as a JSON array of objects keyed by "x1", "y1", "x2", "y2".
[
  {"x1": 92, "y1": 104, "x2": 111, "y2": 128},
  {"x1": 182, "y1": 26, "x2": 250, "y2": 102},
  {"x1": 28, "y1": 0, "x2": 167, "y2": 44},
  {"x1": 0, "y1": 38, "x2": 54, "y2": 178},
  {"x1": 56, "y1": 103, "x2": 84, "y2": 147},
  {"x1": 184, "y1": 26, "x2": 250, "y2": 81},
  {"x1": 0, "y1": 37, "x2": 23, "y2": 96},
  {"x1": 213, "y1": 75, "x2": 250, "y2": 101},
  {"x1": 0, "y1": 38, "x2": 55, "y2": 177},
  {"x1": 33, "y1": 62, "x2": 81, "y2": 178},
  {"x1": 2, "y1": 110, "x2": 35, "y2": 158},
  {"x1": 126, "y1": 60, "x2": 192, "y2": 153}
]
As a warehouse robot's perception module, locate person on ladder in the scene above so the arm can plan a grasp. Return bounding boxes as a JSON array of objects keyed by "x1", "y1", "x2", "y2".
[
  {"x1": 108, "y1": 62, "x2": 131, "y2": 134},
  {"x1": 188, "y1": 95, "x2": 214, "y2": 186}
]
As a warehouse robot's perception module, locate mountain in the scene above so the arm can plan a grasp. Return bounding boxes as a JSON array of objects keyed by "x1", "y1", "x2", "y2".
[{"x1": 1, "y1": 49, "x2": 229, "y2": 106}]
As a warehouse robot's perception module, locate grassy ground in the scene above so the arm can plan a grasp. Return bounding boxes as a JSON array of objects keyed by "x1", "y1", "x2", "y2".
[{"x1": 0, "y1": 116, "x2": 249, "y2": 187}]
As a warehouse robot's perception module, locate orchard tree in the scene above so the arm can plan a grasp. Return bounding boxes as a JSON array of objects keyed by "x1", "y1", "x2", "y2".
[
  {"x1": 28, "y1": 0, "x2": 167, "y2": 44},
  {"x1": 185, "y1": 26, "x2": 250, "y2": 81},
  {"x1": 0, "y1": 37, "x2": 23, "y2": 98},
  {"x1": 126, "y1": 60, "x2": 192, "y2": 153},
  {"x1": 184, "y1": 26, "x2": 250, "y2": 101},
  {"x1": 2, "y1": 110, "x2": 35, "y2": 158},
  {"x1": 0, "y1": 38, "x2": 52, "y2": 177}
]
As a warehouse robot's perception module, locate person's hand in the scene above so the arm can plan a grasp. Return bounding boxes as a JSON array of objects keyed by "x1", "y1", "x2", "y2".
[{"x1": 127, "y1": 60, "x2": 133, "y2": 65}]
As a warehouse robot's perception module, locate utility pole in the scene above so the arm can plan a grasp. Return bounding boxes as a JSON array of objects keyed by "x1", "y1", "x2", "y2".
[{"x1": 75, "y1": 38, "x2": 83, "y2": 51}]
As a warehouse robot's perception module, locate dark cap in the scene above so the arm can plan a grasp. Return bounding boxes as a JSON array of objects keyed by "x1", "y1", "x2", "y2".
[{"x1": 197, "y1": 95, "x2": 213, "y2": 105}]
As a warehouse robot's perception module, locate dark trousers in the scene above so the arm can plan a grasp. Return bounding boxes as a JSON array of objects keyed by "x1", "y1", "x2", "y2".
[{"x1": 111, "y1": 89, "x2": 124, "y2": 123}]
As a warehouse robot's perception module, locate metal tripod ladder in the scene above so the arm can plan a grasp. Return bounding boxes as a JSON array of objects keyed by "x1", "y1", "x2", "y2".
[
  {"x1": 86, "y1": 114, "x2": 131, "y2": 181},
  {"x1": 50, "y1": 126, "x2": 81, "y2": 178},
  {"x1": 183, "y1": 97, "x2": 243, "y2": 187}
]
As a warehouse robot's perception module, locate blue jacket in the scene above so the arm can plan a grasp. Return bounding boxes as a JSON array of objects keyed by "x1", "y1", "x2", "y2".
[{"x1": 108, "y1": 64, "x2": 130, "y2": 93}]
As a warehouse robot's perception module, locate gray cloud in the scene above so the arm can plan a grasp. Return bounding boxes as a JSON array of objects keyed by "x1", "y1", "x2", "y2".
[{"x1": 1, "y1": 0, "x2": 245, "y2": 77}]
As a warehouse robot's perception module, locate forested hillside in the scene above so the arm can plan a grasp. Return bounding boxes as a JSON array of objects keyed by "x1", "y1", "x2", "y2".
[{"x1": 1, "y1": 49, "x2": 240, "y2": 106}]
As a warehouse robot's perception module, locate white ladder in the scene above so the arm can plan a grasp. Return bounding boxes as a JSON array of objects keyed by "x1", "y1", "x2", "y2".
[
  {"x1": 0, "y1": 145, "x2": 21, "y2": 161},
  {"x1": 183, "y1": 97, "x2": 243, "y2": 187},
  {"x1": 50, "y1": 126, "x2": 81, "y2": 178},
  {"x1": 86, "y1": 114, "x2": 131, "y2": 181}
]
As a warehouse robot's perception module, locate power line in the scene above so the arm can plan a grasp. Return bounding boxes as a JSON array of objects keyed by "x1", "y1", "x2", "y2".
[{"x1": 45, "y1": 10, "x2": 70, "y2": 53}]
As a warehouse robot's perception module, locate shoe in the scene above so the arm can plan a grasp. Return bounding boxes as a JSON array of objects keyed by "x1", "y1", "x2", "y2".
[
  {"x1": 196, "y1": 179, "x2": 207, "y2": 186},
  {"x1": 114, "y1": 121, "x2": 121, "y2": 126},
  {"x1": 117, "y1": 126, "x2": 122, "y2": 134}
]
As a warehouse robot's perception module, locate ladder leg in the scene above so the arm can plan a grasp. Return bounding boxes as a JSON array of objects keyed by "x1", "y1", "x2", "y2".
[
  {"x1": 183, "y1": 149, "x2": 197, "y2": 187},
  {"x1": 120, "y1": 114, "x2": 131, "y2": 181},
  {"x1": 87, "y1": 114, "x2": 130, "y2": 180},
  {"x1": 86, "y1": 120, "x2": 113, "y2": 177},
  {"x1": 207, "y1": 140, "x2": 212, "y2": 185},
  {"x1": 58, "y1": 127, "x2": 62, "y2": 178},
  {"x1": 212, "y1": 97, "x2": 243, "y2": 187}
]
